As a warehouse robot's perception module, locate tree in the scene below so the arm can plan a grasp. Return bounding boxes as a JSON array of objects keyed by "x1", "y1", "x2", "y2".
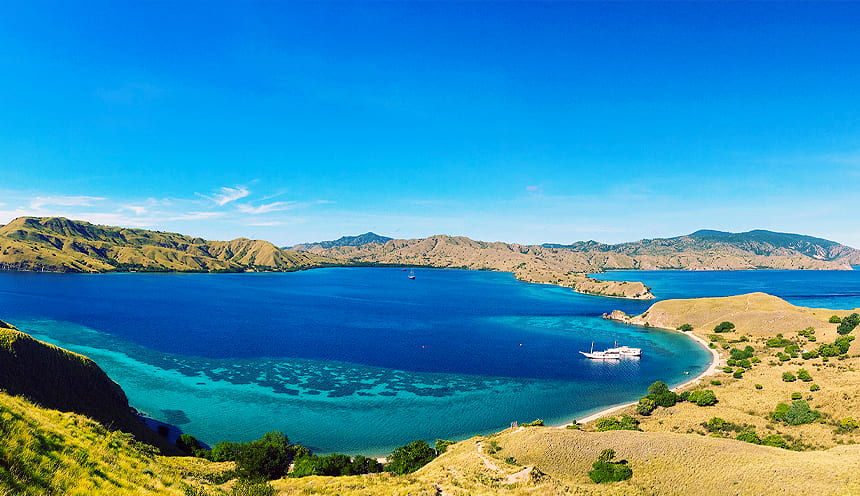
[
  {"x1": 176, "y1": 433, "x2": 203, "y2": 456},
  {"x1": 736, "y1": 430, "x2": 761, "y2": 444},
  {"x1": 386, "y1": 440, "x2": 436, "y2": 475},
  {"x1": 837, "y1": 313, "x2": 860, "y2": 335},
  {"x1": 210, "y1": 441, "x2": 241, "y2": 462},
  {"x1": 782, "y1": 372, "x2": 797, "y2": 382},
  {"x1": 687, "y1": 389, "x2": 718, "y2": 406},
  {"x1": 588, "y1": 449, "x2": 632, "y2": 483},
  {"x1": 771, "y1": 400, "x2": 820, "y2": 425},
  {"x1": 645, "y1": 381, "x2": 678, "y2": 407},
  {"x1": 235, "y1": 431, "x2": 295, "y2": 481},
  {"x1": 830, "y1": 315, "x2": 842, "y2": 324},
  {"x1": 677, "y1": 323, "x2": 693, "y2": 332},
  {"x1": 713, "y1": 321, "x2": 735, "y2": 333},
  {"x1": 797, "y1": 369, "x2": 813, "y2": 382}
]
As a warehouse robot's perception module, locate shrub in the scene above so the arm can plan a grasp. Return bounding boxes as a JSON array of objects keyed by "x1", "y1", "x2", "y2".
[
  {"x1": 688, "y1": 389, "x2": 718, "y2": 406},
  {"x1": 782, "y1": 372, "x2": 797, "y2": 382},
  {"x1": 798, "y1": 327, "x2": 816, "y2": 341},
  {"x1": 677, "y1": 323, "x2": 693, "y2": 332},
  {"x1": 820, "y1": 335, "x2": 855, "y2": 357},
  {"x1": 802, "y1": 350, "x2": 819, "y2": 360},
  {"x1": 595, "y1": 415, "x2": 640, "y2": 432},
  {"x1": 761, "y1": 434, "x2": 790, "y2": 449},
  {"x1": 645, "y1": 381, "x2": 679, "y2": 407},
  {"x1": 766, "y1": 334, "x2": 793, "y2": 347},
  {"x1": 723, "y1": 366, "x2": 733, "y2": 373},
  {"x1": 235, "y1": 431, "x2": 296, "y2": 481},
  {"x1": 838, "y1": 417, "x2": 859, "y2": 433},
  {"x1": 703, "y1": 417, "x2": 727, "y2": 432},
  {"x1": 829, "y1": 315, "x2": 842, "y2": 324},
  {"x1": 809, "y1": 384, "x2": 820, "y2": 392},
  {"x1": 732, "y1": 370, "x2": 744, "y2": 379},
  {"x1": 837, "y1": 313, "x2": 860, "y2": 335},
  {"x1": 726, "y1": 359, "x2": 737, "y2": 367},
  {"x1": 210, "y1": 441, "x2": 242, "y2": 462},
  {"x1": 386, "y1": 440, "x2": 436, "y2": 475},
  {"x1": 797, "y1": 369, "x2": 813, "y2": 382},
  {"x1": 521, "y1": 419, "x2": 544, "y2": 427},
  {"x1": 738, "y1": 359, "x2": 751, "y2": 369},
  {"x1": 176, "y1": 433, "x2": 203, "y2": 456},
  {"x1": 791, "y1": 392, "x2": 802, "y2": 400},
  {"x1": 771, "y1": 400, "x2": 820, "y2": 425},
  {"x1": 777, "y1": 353, "x2": 791, "y2": 362},
  {"x1": 730, "y1": 346, "x2": 755, "y2": 360},
  {"x1": 736, "y1": 430, "x2": 761, "y2": 444},
  {"x1": 710, "y1": 380, "x2": 722, "y2": 386},
  {"x1": 678, "y1": 391, "x2": 691, "y2": 401},
  {"x1": 636, "y1": 398, "x2": 657, "y2": 416},
  {"x1": 588, "y1": 449, "x2": 632, "y2": 483},
  {"x1": 755, "y1": 384, "x2": 763, "y2": 389},
  {"x1": 714, "y1": 321, "x2": 736, "y2": 333},
  {"x1": 435, "y1": 439, "x2": 455, "y2": 454}
]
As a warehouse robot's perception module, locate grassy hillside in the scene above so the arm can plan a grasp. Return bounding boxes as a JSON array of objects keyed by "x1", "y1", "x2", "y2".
[
  {"x1": 0, "y1": 320, "x2": 180, "y2": 455},
  {"x1": 0, "y1": 216, "x2": 335, "y2": 273},
  {"x1": 0, "y1": 392, "x2": 231, "y2": 496}
]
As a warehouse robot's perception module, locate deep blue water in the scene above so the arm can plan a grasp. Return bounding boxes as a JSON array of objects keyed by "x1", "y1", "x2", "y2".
[{"x1": 2, "y1": 267, "x2": 855, "y2": 454}]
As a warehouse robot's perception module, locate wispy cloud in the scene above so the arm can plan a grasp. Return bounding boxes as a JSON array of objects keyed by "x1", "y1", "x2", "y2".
[
  {"x1": 248, "y1": 221, "x2": 283, "y2": 226},
  {"x1": 204, "y1": 186, "x2": 250, "y2": 206},
  {"x1": 123, "y1": 205, "x2": 148, "y2": 215},
  {"x1": 525, "y1": 185, "x2": 542, "y2": 193},
  {"x1": 168, "y1": 212, "x2": 225, "y2": 221},
  {"x1": 237, "y1": 201, "x2": 296, "y2": 214},
  {"x1": 29, "y1": 195, "x2": 106, "y2": 209}
]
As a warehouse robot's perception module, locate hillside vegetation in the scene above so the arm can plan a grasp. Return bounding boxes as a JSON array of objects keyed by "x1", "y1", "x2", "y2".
[{"x1": 0, "y1": 217, "x2": 334, "y2": 273}]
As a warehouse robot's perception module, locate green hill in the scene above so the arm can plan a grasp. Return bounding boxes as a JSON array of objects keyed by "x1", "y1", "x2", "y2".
[
  {"x1": 543, "y1": 228, "x2": 860, "y2": 266},
  {"x1": 288, "y1": 232, "x2": 393, "y2": 250},
  {"x1": 0, "y1": 216, "x2": 336, "y2": 273}
]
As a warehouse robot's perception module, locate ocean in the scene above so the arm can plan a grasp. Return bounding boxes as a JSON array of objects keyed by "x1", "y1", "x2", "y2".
[{"x1": 1, "y1": 267, "x2": 855, "y2": 454}]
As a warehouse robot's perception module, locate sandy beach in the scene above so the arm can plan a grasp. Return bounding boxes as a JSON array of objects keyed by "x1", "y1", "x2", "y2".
[{"x1": 555, "y1": 322, "x2": 721, "y2": 428}]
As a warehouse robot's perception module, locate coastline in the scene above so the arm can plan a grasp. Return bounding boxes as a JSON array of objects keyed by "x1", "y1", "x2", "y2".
[{"x1": 554, "y1": 321, "x2": 721, "y2": 428}]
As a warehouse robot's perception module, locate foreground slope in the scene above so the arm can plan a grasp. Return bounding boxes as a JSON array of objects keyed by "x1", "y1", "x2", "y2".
[
  {"x1": 0, "y1": 320, "x2": 180, "y2": 455},
  {"x1": 0, "y1": 216, "x2": 334, "y2": 273}
]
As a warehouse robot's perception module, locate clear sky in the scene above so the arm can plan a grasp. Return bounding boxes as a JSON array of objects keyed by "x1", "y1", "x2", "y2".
[{"x1": 1, "y1": 1, "x2": 858, "y2": 247}]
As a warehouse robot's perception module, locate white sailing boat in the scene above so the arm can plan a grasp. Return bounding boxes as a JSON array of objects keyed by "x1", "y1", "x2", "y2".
[{"x1": 579, "y1": 342, "x2": 621, "y2": 360}]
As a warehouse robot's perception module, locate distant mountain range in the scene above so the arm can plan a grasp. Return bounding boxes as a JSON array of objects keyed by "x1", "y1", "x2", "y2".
[
  {"x1": 542, "y1": 229, "x2": 860, "y2": 263},
  {"x1": 287, "y1": 232, "x2": 393, "y2": 251},
  {"x1": 2, "y1": 217, "x2": 858, "y2": 299},
  {"x1": 0, "y1": 216, "x2": 335, "y2": 273}
]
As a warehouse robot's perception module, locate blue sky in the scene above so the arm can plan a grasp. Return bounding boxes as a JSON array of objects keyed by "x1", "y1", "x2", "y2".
[{"x1": 1, "y1": 2, "x2": 858, "y2": 247}]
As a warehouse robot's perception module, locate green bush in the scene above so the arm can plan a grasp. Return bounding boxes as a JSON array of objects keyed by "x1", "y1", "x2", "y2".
[
  {"x1": 703, "y1": 417, "x2": 727, "y2": 432},
  {"x1": 829, "y1": 315, "x2": 842, "y2": 324},
  {"x1": 766, "y1": 334, "x2": 793, "y2": 347},
  {"x1": 797, "y1": 369, "x2": 813, "y2": 382},
  {"x1": 738, "y1": 359, "x2": 751, "y2": 369},
  {"x1": 802, "y1": 350, "x2": 819, "y2": 360},
  {"x1": 210, "y1": 441, "x2": 242, "y2": 462},
  {"x1": 761, "y1": 434, "x2": 790, "y2": 449},
  {"x1": 730, "y1": 346, "x2": 755, "y2": 360},
  {"x1": 798, "y1": 327, "x2": 816, "y2": 341},
  {"x1": 809, "y1": 384, "x2": 820, "y2": 392},
  {"x1": 645, "y1": 381, "x2": 679, "y2": 407},
  {"x1": 677, "y1": 323, "x2": 693, "y2": 332},
  {"x1": 235, "y1": 431, "x2": 296, "y2": 481},
  {"x1": 595, "y1": 415, "x2": 640, "y2": 432},
  {"x1": 714, "y1": 321, "x2": 736, "y2": 333},
  {"x1": 837, "y1": 417, "x2": 859, "y2": 433},
  {"x1": 688, "y1": 390, "x2": 718, "y2": 406},
  {"x1": 771, "y1": 400, "x2": 820, "y2": 425},
  {"x1": 819, "y1": 335, "x2": 855, "y2": 357},
  {"x1": 735, "y1": 430, "x2": 761, "y2": 444},
  {"x1": 587, "y1": 449, "x2": 632, "y2": 483},
  {"x1": 732, "y1": 370, "x2": 744, "y2": 379},
  {"x1": 636, "y1": 398, "x2": 657, "y2": 416},
  {"x1": 435, "y1": 439, "x2": 456, "y2": 454},
  {"x1": 290, "y1": 453, "x2": 382, "y2": 477},
  {"x1": 782, "y1": 372, "x2": 797, "y2": 382},
  {"x1": 837, "y1": 313, "x2": 860, "y2": 335},
  {"x1": 710, "y1": 380, "x2": 722, "y2": 386},
  {"x1": 723, "y1": 366, "x2": 733, "y2": 373},
  {"x1": 791, "y1": 392, "x2": 802, "y2": 400},
  {"x1": 755, "y1": 384, "x2": 763, "y2": 389},
  {"x1": 386, "y1": 440, "x2": 436, "y2": 475}
]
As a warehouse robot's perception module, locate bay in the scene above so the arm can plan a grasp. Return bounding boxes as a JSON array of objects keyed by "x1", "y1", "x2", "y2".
[{"x1": 0, "y1": 268, "x2": 709, "y2": 454}]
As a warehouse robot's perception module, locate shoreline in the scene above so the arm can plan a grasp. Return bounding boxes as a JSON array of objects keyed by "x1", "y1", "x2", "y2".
[{"x1": 553, "y1": 321, "x2": 721, "y2": 428}]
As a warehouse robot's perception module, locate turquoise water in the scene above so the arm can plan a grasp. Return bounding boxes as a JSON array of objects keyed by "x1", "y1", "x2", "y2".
[{"x1": 0, "y1": 268, "x2": 713, "y2": 454}]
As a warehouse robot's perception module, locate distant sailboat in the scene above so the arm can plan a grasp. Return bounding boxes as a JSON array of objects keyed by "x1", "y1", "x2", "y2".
[{"x1": 408, "y1": 269, "x2": 416, "y2": 280}]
